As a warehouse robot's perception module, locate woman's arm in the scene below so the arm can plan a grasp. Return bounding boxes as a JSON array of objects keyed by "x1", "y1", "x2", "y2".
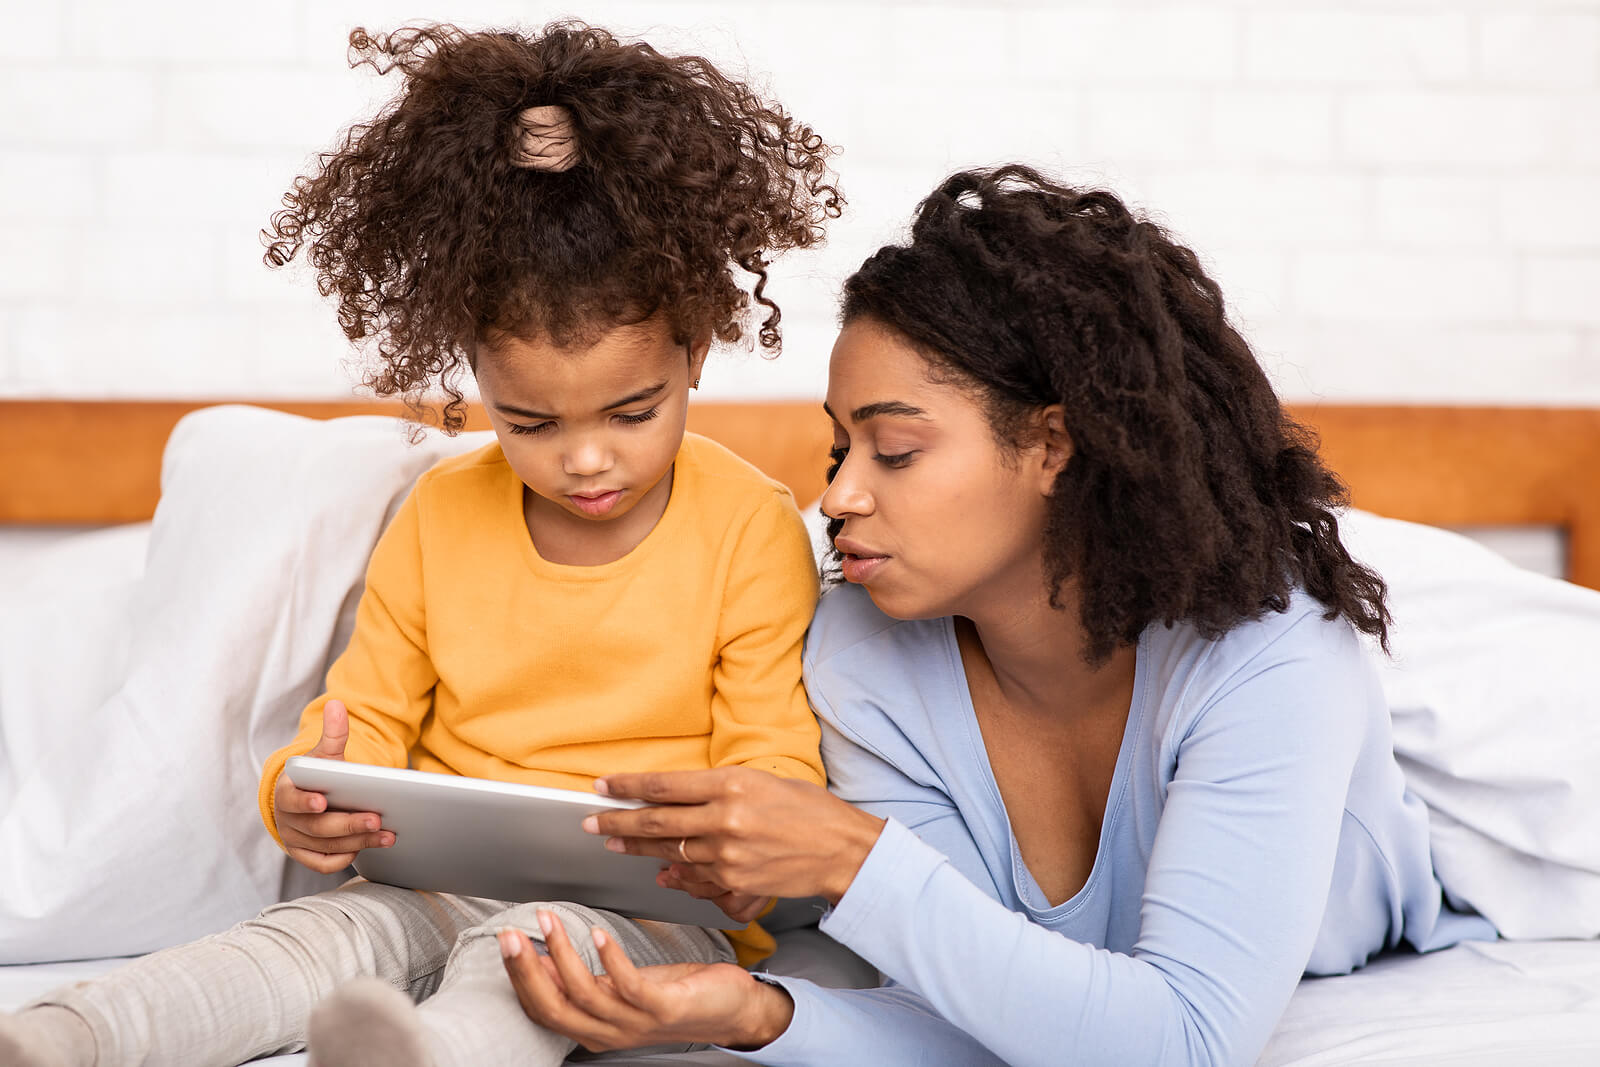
[
  {"x1": 499, "y1": 902, "x2": 1005, "y2": 1066},
  {"x1": 734, "y1": 977, "x2": 1006, "y2": 1066},
  {"x1": 774, "y1": 615, "x2": 1374, "y2": 1066},
  {"x1": 590, "y1": 613, "x2": 1375, "y2": 1064}
]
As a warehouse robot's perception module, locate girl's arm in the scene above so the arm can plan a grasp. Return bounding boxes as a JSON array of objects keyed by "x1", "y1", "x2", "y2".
[
  {"x1": 705, "y1": 492, "x2": 825, "y2": 786},
  {"x1": 749, "y1": 614, "x2": 1371, "y2": 1066},
  {"x1": 257, "y1": 486, "x2": 440, "y2": 844}
]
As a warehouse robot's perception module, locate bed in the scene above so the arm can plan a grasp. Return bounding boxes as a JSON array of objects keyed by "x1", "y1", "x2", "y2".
[{"x1": 2, "y1": 398, "x2": 1598, "y2": 1066}]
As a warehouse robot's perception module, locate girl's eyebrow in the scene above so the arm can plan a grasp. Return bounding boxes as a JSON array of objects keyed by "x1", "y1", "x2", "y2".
[
  {"x1": 603, "y1": 380, "x2": 668, "y2": 410},
  {"x1": 822, "y1": 400, "x2": 930, "y2": 423},
  {"x1": 496, "y1": 381, "x2": 669, "y2": 421}
]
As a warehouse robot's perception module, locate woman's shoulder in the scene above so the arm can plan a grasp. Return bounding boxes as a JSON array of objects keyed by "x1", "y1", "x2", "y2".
[
  {"x1": 803, "y1": 586, "x2": 959, "y2": 731},
  {"x1": 1143, "y1": 588, "x2": 1382, "y2": 743},
  {"x1": 1185, "y1": 588, "x2": 1371, "y2": 674},
  {"x1": 802, "y1": 585, "x2": 963, "y2": 779},
  {"x1": 805, "y1": 583, "x2": 924, "y2": 665}
]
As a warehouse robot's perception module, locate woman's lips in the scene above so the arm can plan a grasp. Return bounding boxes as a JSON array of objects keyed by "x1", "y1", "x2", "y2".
[
  {"x1": 839, "y1": 552, "x2": 888, "y2": 583},
  {"x1": 568, "y1": 490, "x2": 623, "y2": 516}
]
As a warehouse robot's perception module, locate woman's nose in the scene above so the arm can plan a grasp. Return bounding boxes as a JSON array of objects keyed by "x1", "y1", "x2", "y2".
[{"x1": 820, "y1": 455, "x2": 871, "y2": 519}]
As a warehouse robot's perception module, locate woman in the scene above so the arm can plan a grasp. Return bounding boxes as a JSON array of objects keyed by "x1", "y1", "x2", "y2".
[{"x1": 495, "y1": 166, "x2": 1497, "y2": 1065}]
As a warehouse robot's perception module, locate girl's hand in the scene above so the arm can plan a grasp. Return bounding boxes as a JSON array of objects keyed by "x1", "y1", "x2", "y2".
[
  {"x1": 585, "y1": 767, "x2": 886, "y2": 904},
  {"x1": 273, "y1": 700, "x2": 392, "y2": 873},
  {"x1": 499, "y1": 912, "x2": 794, "y2": 1052}
]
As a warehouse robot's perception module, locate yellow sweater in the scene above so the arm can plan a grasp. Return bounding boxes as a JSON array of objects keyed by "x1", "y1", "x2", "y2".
[{"x1": 259, "y1": 433, "x2": 824, "y2": 965}]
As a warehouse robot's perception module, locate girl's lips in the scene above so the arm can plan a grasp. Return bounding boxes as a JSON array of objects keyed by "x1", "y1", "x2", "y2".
[
  {"x1": 568, "y1": 490, "x2": 623, "y2": 516},
  {"x1": 840, "y1": 553, "x2": 888, "y2": 583}
]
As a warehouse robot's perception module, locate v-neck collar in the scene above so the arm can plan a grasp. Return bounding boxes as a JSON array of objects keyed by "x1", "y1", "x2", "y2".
[{"x1": 938, "y1": 617, "x2": 1151, "y2": 921}]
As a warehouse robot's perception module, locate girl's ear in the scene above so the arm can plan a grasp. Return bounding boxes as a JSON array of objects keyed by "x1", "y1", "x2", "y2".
[
  {"x1": 687, "y1": 337, "x2": 711, "y2": 389},
  {"x1": 1036, "y1": 404, "x2": 1072, "y2": 492}
]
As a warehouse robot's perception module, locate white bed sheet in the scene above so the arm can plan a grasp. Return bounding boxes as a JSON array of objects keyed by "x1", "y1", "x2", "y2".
[
  {"x1": 1260, "y1": 939, "x2": 1600, "y2": 1065},
  {"x1": 4, "y1": 938, "x2": 1598, "y2": 1065}
]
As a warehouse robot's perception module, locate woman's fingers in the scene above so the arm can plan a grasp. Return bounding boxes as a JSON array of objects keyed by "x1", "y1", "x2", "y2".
[
  {"x1": 717, "y1": 893, "x2": 772, "y2": 924},
  {"x1": 656, "y1": 866, "x2": 725, "y2": 899},
  {"x1": 591, "y1": 926, "x2": 671, "y2": 1016},
  {"x1": 655, "y1": 869, "x2": 767, "y2": 923},
  {"x1": 595, "y1": 768, "x2": 884, "y2": 904},
  {"x1": 500, "y1": 929, "x2": 572, "y2": 1024},
  {"x1": 500, "y1": 927, "x2": 627, "y2": 1050},
  {"x1": 595, "y1": 768, "x2": 731, "y2": 804},
  {"x1": 599, "y1": 832, "x2": 715, "y2": 863},
  {"x1": 540, "y1": 912, "x2": 614, "y2": 1014},
  {"x1": 537, "y1": 914, "x2": 657, "y2": 1040},
  {"x1": 584, "y1": 805, "x2": 708, "y2": 844}
]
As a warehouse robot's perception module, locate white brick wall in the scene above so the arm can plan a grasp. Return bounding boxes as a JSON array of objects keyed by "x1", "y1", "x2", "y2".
[{"x1": 2, "y1": 0, "x2": 1597, "y2": 404}]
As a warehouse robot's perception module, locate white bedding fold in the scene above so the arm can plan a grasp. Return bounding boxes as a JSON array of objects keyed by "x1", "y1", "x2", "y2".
[{"x1": 0, "y1": 407, "x2": 487, "y2": 963}]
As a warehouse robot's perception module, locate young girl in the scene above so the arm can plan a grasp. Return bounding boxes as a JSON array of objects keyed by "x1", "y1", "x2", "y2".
[{"x1": 0, "y1": 21, "x2": 839, "y2": 1067}]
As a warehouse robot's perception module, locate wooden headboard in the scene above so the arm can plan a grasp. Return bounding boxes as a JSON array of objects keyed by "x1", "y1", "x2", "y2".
[{"x1": 3, "y1": 400, "x2": 1598, "y2": 589}]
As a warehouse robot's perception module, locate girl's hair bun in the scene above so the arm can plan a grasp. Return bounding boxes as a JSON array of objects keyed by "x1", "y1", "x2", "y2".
[{"x1": 510, "y1": 106, "x2": 579, "y2": 171}]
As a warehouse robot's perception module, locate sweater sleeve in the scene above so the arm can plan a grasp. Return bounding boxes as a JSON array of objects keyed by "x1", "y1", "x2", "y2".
[
  {"x1": 706, "y1": 492, "x2": 824, "y2": 786},
  {"x1": 737, "y1": 976, "x2": 1005, "y2": 1067},
  {"x1": 257, "y1": 485, "x2": 440, "y2": 845},
  {"x1": 744, "y1": 614, "x2": 1371, "y2": 1066}
]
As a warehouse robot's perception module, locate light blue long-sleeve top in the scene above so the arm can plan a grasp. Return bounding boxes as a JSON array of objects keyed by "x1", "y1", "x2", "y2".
[{"x1": 736, "y1": 583, "x2": 1495, "y2": 1066}]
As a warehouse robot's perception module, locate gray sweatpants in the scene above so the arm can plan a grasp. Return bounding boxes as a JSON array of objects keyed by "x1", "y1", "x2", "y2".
[{"x1": 30, "y1": 878, "x2": 735, "y2": 1067}]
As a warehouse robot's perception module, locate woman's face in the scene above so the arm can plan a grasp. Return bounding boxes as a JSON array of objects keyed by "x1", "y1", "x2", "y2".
[{"x1": 821, "y1": 317, "x2": 1057, "y2": 621}]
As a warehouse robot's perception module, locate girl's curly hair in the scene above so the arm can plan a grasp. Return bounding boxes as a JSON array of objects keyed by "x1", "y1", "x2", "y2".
[
  {"x1": 265, "y1": 21, "x2": 842, "y2": 430},
  {"x1": 837, "y1": 165, "x2": 1390, "y2": 664}
]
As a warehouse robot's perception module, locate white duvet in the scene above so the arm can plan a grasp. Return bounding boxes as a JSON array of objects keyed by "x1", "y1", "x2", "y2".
[{"x1": 1339, "y1": 509, "x2": 1600, "y2": 940}]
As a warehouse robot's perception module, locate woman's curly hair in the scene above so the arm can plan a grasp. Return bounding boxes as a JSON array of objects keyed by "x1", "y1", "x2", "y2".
[
  {"x1": 265, "y1": 21, "x2": 842, "y2": 430},
  {"x1": 836, "y1": 165, "x2": 1390, "y2": 664}
]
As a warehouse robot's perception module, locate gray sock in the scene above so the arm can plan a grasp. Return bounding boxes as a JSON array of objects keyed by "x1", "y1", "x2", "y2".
[
  {"x1": 307, "y1": 978, "x2": 432, "y2": 1067},
  {"x1": 0, "y1": 1005, "x2": 97, "y2": 1067}
]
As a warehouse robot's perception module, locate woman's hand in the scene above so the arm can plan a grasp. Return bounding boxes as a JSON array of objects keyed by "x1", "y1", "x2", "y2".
[
  {"x1": 499, "y1": 910, "x2": 794, "y2": 1052},
  {"x1": 657, "y1": 870, "x2": 772, "y2": 926},
  {"x1": 584, "y1": 766, "x2": 886, "y2": 905},
  {"x1": 272, "y1": 700, "x2": 392, "y2": 873}
]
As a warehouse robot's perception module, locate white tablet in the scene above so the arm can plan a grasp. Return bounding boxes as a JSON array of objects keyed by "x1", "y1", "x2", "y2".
[{"x1": 283, "y1": 757, "x2": 732, "y2": 928}]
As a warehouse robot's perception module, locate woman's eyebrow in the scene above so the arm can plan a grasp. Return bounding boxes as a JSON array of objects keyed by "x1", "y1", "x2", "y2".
[{"x1": 821, "y1": 400, "x2": 929, "y2": 423}]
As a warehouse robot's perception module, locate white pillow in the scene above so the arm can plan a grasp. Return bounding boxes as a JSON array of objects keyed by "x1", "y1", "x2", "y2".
[
  {"x1": 0, "y1": 524, "x2": 151, "y2": 822},
  {"x1": 0, "y1": 406, "x2": 489, "y2": 963},
  {"x1": 1340, "y1": 508, "x2": 1600, "y2": 940}
]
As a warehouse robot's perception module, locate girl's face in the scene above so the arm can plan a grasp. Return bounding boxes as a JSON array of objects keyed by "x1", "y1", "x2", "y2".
[
  {"x1": 821, "y1": 317, "x2": 1060, "y2": 621},
  {"x1": 475, "y1": 318, "x2": 706, "y2": 554}
]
